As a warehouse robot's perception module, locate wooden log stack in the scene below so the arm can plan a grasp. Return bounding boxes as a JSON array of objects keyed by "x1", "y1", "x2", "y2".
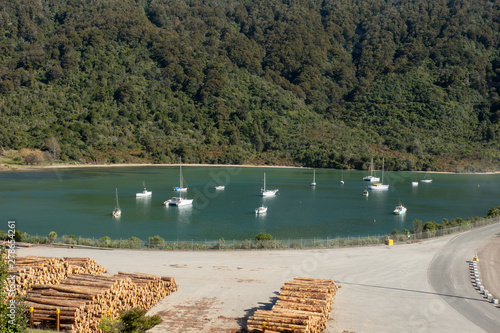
[
  {"x1": 247, "y1": 277, "x2": 340, "y2": 333},
  {"x1": 26, "y1": 272, "x2": 179, "y2": 332},
  {"x1": 8, "y1": 256, "x2": 107, "y2": 296}
]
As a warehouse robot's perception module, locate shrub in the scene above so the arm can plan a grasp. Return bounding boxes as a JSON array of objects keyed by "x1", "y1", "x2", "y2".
[
  {"x1": 148, "y1": 236, "x2": 164, "y2": 249},
  {"x1": 255, "y1": 232, "x2": 273, "y2": 241},
  {"x1": 120, "y1": 308, "x2": 162, "y2": 333}
]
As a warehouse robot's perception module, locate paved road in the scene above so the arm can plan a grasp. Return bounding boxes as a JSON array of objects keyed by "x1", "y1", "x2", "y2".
[{"x1": 429, "y1": 223, "x2": 500, "y2": 333}]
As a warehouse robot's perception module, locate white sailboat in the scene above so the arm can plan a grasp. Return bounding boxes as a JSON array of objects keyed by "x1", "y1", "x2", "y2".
[
  {"x1": 136, "y1": 181, "x2": 152, "y2": 197},
  {"x1": 112, "y1": 188, "x2": 121, "y2": 218},
  {"x1": 260, "y1": 173, "x2": 279, "y2": 197},
  {"x1": 340, "y1": 169, "x2": 344, "y2": 185},
  {"x1": 411, "y1": 174, "x2": 419, "y2": 187},
  {"x1": 368, "y1": 158, "x2": 389, "y2": 190},
  {"x1": 311, "y1": 169, "x2": 316, "y2": 186},
  {"x1": 363, "y1": 157, "x2": 380, "y2": 182},
  {"x1": 420, "y1": 173, "x2": 433, "y2": 183},
  {"x1": 174, "y1": 156, "x2": 188, "y2": 191}
]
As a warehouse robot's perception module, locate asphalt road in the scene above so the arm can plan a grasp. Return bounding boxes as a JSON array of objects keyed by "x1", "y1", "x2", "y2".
[{"x1": 429, "y1": 223, "x2": 500, "y2": 333}]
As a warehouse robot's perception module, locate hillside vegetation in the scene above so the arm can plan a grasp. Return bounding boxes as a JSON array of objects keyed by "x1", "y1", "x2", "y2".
[{"x1": 1, "y1": 0, "x2": 500, "y2": 172}]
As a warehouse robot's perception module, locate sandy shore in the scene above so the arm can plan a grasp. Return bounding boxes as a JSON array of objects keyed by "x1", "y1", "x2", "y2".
[
  {"x1": 16, "y1": 223, "x2": 500, "y2": 333},
  {"x1": 2, "y1": 162, "x2": 500, "y2": 174}
]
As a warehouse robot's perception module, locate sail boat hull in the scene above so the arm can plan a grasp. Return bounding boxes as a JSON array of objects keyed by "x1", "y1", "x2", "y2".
[
  {"x1": 173, "y1": 187, "x2": 188, "y2": 192},
  {"x1": 363, "y1": 176, "x2": 380, "y2": 182},
  {"x1": 368, "y1": 183, "x2": 389, "y2": 190},
  {"x1": 165, "y1": 197, "x2": 193, "y2": 206}
]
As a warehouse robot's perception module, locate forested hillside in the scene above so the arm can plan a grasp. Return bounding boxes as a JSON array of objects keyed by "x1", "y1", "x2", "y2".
[{"x1": 1, "y1": 0, "x2": 499, "y2": 171}]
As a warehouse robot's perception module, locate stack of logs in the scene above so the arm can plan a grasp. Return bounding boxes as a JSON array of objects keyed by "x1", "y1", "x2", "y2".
[
  {"x1": 7, "y1": 256, "x2": 178, "y2": 332},
  {"x1": 8, "y1": 256, "x2": 107, "y2": 296},
  {"x1": 247, "y1": 277, "x2": 340, "y2": 333}
]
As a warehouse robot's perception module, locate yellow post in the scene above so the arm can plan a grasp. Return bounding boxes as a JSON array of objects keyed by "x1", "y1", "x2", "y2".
[
  {"x1": 56, "y1": 308, "x2": 60, "y2": 332},
  {"x1": 29, "y1": 307, "x2": 34, "y2": 328},
  {"x1": 262, "y1": 321, "x2": 266, "y2": 332}
]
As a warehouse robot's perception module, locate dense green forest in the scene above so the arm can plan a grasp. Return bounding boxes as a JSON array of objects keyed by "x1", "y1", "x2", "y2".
[{"x1": 1, "y1": 0, "x2": 500, "y2": 171}]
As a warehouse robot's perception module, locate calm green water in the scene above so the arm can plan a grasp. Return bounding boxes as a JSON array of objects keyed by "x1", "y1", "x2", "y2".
[{"x1": 0, "y1": 166, "x2": 499, "y2": 241}]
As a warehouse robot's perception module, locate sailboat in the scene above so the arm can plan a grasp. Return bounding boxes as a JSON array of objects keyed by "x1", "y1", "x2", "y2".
[
  {"x1": 174, "y1": 156, "x2": 188, "y2": 191},
  {"x1": 340, "y1": 169, "x2": 344, "y2": 185},
  {"x1": 363, "y1": 157, "x2": 380, "y2": 182},
  {"x1": 420, "y1": 173, "x2": 433, "y2": 183},
  {"x1": 368, "y1": 158, "x2": 389, "y2": 190},
  {"x1": 112, "y1": 188, "x2": 121, "y2": 218},
  {"x1": 411, "y1": 174, "x2": 419, "y2": 187},
  {"x1": 260, "y1": 173, "x2": 279, "y2": 197},
  {"x1": 311, "y1": 169, "x2": 316, "y2": 186},
  {"x1": 136, "y1": 181, "x2": 152, "y2": 197},
  {"x1": 363, "y1": 188, "x2": 369, "y2": 196}
]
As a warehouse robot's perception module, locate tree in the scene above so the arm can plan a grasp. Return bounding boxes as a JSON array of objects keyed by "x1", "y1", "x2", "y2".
[
  {"x1": 412, "y1": 220, "x2": 423, "y2": 234},
  {"x1": 48, "y1": 231, "x2": 57, "y2": 244},
  {"x1": 486, "y1": 206, "x2": 500, "y2": 217},
  {"x1": 45, "y1": 137, "x2": 61, "y2": 161}
]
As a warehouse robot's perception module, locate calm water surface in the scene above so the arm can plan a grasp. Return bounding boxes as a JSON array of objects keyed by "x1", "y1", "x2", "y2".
[{"x1": 1, "y1": 166, "x2": 499, "y2": 241}]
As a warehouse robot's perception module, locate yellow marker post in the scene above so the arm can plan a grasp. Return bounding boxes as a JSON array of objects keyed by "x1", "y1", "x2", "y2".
[
  {"x1": 56, "y1": 308, "x2": 60, "y2": 331},
  {"x1": 29, "y1": 307, "x2": 34, "y2": 328}
]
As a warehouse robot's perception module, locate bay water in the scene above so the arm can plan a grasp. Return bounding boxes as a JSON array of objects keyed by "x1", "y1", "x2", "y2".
[{"x1": 1, "y1": 166, "x2": 498, "y2": 241}]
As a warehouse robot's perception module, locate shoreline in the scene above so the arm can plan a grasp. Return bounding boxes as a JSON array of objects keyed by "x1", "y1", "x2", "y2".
[{"x1": 2, "y1": 162, "x2": 500, "y2": 175}]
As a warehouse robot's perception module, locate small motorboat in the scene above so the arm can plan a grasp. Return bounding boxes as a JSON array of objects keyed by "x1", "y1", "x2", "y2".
[{"x1": 255, "y1": 206, "x2": 268, "y2": 214}]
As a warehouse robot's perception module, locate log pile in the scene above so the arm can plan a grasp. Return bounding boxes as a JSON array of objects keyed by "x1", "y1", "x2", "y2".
[
  {"x1": 26, "y1": 272, "x2": 179, "y2": 332},
  {"x1": 8, "y1": 256, "x2": 107, "y2": 296},
  {"x1": 247, "y1": 277, "x2": 340, "y2": 333}
]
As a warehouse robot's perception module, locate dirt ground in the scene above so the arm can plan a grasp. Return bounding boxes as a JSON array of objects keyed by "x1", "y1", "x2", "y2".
[
  {"x1": 16, "y1": 225, "x2": 500, "y2": 333},
  {"x1": 476, "y1": 231, "x2": 500, "y2": 301}
]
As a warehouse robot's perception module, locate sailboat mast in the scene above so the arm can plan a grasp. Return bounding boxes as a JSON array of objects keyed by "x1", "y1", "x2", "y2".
[
  {"x1": 263, "y1": 173, "x2": 266, "y2": 191},
  {"x1": 115, "y1": 188, "x2": 119, "y2": 209},
  {"x1": 179, "y1": 156, "x2": 183, "y2": 188},
  {"x1": 382, "y1": 158, "x2": 385, "y2": 183}
]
